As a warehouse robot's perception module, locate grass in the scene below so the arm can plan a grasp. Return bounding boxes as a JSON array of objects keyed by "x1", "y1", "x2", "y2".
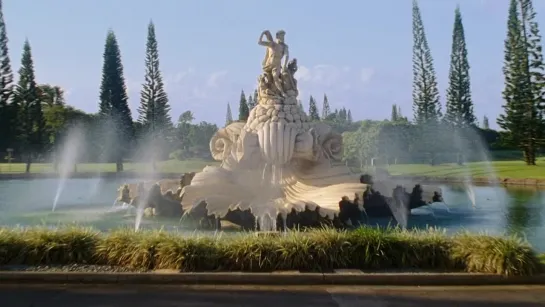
[
  {"x1": 2, "y1": 157, "x2": 544, "y2": 180},
  {"x1": 0, "y1": 159, "x2": 219, "y2": 174},
  {"x1": 0, "y1": 226, "x2": 542, "y2": 276},
  {"x1": 386, "y1": 157, "x2": 545, "y2": 179}
]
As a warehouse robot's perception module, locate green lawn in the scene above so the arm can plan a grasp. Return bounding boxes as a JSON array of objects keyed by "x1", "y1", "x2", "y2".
[
  {"x1": 2, "y1": 158, "x2": 545, "y2": 179},
  {"x1": 0, "y1": 159, "x2": 220, "y2": 174},
  {"x1": 386, "y1": 158, "x2": 545, "y2": 179}
]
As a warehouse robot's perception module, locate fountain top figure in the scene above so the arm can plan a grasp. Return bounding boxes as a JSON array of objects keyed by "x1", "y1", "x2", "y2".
[
  {"x1": 258, "y1": 30, "x2": 289, "y2": 97},
  {"x1": 180, "y1": 29, "x2": 441, "y2": 230}
]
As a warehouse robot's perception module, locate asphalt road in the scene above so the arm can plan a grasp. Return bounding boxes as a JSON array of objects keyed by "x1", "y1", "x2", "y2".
[{"x1": 2, "y1": 284, "x2": 545, "y2": 306}]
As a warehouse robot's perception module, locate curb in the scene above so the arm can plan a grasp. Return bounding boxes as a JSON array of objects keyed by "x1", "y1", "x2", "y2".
[{"x1": 1, "y1": 271, "x2": 544, "y2": 285}]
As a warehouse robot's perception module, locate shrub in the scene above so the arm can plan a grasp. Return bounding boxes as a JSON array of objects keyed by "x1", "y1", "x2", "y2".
[{"x1": 0, "y1": 226, "x2": 541, "y2": 276}]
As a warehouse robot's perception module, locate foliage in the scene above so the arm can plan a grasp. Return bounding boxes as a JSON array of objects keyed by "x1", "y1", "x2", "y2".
[
  {"x1": 482, "y1": 115, "x2": 490, "y2": 129},
  {"x1": 12, "y1": 40, "x2": 45, "y2": 172},
  {"x1": 412, "y1": 0, "x2": 441, "y2": 124},
  {"x1": 136, "y1": 21, "x2": 173, "y2": 168},
  {"x1": 225, "y1": 103, "x2": 233, "y2": 126},
  {"x1": 98, "y1": 30, "x2": 134, "y2": 171},
  {"x1": 444, "y1": 7, "x2": 475, "y2": 128},
  {"x1": 173, "y1": 111, "x2": 218, "y2": 160},
  {"x1": 321, "y1": 94, "x2": 331, "y2": 119},
  {"x1": 499, "y1": 0, "x2": 545, "y2": 165},
  {"x1": 308, "y1": 95, "x2": 320, "y2": 121},
  {"x1": 0, "y1": 226, "x2": 540, "y2": 276},
  {"x1": 238, "y1": 90, "x2": 249, "y2": 121},
  {"x1": 0, "y1": 0, "x2": 13, "y2": 154}
]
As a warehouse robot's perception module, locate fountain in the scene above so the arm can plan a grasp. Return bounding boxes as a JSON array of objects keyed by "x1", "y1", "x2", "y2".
[
  {"x1": 52, "y1": 127, "x2": 84, "y2": 212},
  {"x1": 116, "y1": 30, "x2": 443, "y2": 231}
]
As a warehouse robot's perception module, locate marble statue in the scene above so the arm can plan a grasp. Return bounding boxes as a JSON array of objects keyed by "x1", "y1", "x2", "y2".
[
  {"x1": 259, "y1": 30, "x2": 289, "y2": 97},
  {"x1": 178, "y1": 29, "x2": 441, "y2": 230}
]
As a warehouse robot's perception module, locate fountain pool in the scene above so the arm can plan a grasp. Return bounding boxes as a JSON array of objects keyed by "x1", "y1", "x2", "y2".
[{"x1": 0, "y1": 178, "x2": 544, "y2": 251}]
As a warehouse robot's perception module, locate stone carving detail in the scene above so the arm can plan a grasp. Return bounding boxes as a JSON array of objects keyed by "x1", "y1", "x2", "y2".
[{"x1": 180, "y1": 30, "x2": 441, "y2": 228}]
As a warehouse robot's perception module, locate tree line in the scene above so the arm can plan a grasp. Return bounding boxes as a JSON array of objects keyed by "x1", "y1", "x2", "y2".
[
  {"x1": 343, "y1": 0, "x2": 545, "y2": 167},
  {"x1": 0, "y1": 0, "x2": 541, "y2": 173}
]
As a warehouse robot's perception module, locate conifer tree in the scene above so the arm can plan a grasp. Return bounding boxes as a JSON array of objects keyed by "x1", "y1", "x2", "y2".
[
  {"x1": 482, "y1": 115, "x2": 490, "y2": 129},
  {"x1": 247, "y1": 94, "x2": 256, "y2": 110},
  {"x1": 412, "y1": 0, "x2": 441, "y2": 124},
  {"x1": 391, "y1": 104, "x2": 399, "y2": 121},
  {"x1": 347, "y1": 109, "x2": 353, "y2": 123},
  {"x1": 444, "y1": 7, "x2": 475, "y2": 128},
  {"x1": 137, "y1": 21, "x2": 172, "y2": 169},
  {"x1": 98, "y1": 30, "x2": 134, "y2": 172},
  {"x1": 308, "y1": 96, "x2": 320, "y2": 121},
  {"x1": 0, "y1": 0, "x2": 13, "y2": 153},
  {"x1": 13, "y1": 40, "x2": 44, "y2": 172},
  {"x1": 225, "y1": 102, "x2": 233, "y2": 126},
  {"x1": 498, "y1": 0, "x2": 545, "y2": 165},
  {"x1": 321, "y1": 94, "x2": 331, "y2": 120},
  {"x1": 238, "y1": 90, "x2": 249, "y2": 121}
]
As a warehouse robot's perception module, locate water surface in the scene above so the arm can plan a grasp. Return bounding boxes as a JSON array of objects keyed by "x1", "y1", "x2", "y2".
[{"x1": 0, "y1": 178, "x2": 544, "y2": 251}]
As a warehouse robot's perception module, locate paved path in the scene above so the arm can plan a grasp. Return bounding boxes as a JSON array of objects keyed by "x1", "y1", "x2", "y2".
[{"x1": 2, "y1": 284, "x2": 545, "y2": 306}]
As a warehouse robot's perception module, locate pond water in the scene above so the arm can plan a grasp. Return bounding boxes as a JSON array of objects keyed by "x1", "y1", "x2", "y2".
[{"x1": 0, "y1": 178, "x2": 544, "y2": 251}]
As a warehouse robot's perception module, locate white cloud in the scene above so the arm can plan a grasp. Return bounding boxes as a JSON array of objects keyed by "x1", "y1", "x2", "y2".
[
  {"x1": 206, "y1": 70, "x2": 228, "y2": 87},
  {"x1": 360, "y1": 68, "x2": 375, "y2": 84},
  {"x1": 164, "y1": 69, "x2": 195, "y2": 89},
  {"x1": 296, "y1": 64, "x2": 342, "y2": 87}
]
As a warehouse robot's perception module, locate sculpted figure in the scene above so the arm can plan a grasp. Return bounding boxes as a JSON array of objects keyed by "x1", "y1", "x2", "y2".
[
  {"x1": 258, "y1": 30, "x2": 289, "y2": 97},
  {"x1": 282, "y1": 58, "x2": 299, "y2": 96},
  {"x1": 257, "y1": 73, "x2": 276, "y2": 101}
]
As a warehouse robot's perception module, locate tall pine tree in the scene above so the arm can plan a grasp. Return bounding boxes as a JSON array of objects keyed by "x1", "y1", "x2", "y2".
[
  {"x1": 13, "y1": 40, "x2": 44, "y2": 173},
  {"x1": 308, "y1": 95, "x2": 320, "y2": 121},
  {"x1": 444, "y1": 7, "x2": 475, "y2": 128},
  {"x1": 238, "y1": 90, "x2": 249, "y2": 121},
  {"x1": 482, "y1": 115, "x2": 490, "y2": 129},
  {"x1": 247, "y1": 94, "x2": 256, "y2": 110},
  {"x1": 0, "y1": 0, "x2": 13, "y2": 154},
  {"x1": 225, "y1": 102, "x2": 233, "y2": 126},
  {"x1": 137, "y1": 21, "x2": 172, "y2": 170},
  {"x1": 412, "y1": 0, "x2": 441, "y2": 124},
  {"x1": 321, "y1": 94, "x2": 330, "y2": 120},
  {"x1": 391, "y1": 104, "x2": 399, "y2": 121},
  {"x1": 347, "y1": 109, "x2": 353, "y2": 123},
  {"x1": 98, "y1": 30, "x2": 134, "y2": 172},
  {"x1": 498, "y1": 0, "x2": 545, "y2": 165}
]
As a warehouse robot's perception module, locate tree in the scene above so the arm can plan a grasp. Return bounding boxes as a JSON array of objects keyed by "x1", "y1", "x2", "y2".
[
  {"x1": 247, "y1": 94, "x2": 256, "y2": 110},
  {"x1": 482, "y1": 115, "x2": 490, "y2": 129},
  {"x1": 308, "y1": 96, "x2": 320, "y2": 121},
  {"x1": 238, "y1": 90, "x2": 249, "y2": 121},
  {"x1": 390, "y1": 104, "x2": 399, "y2": 121},
  {"x1": 137, "y1": 21, "x2": 173, "y2": 170},
  {"x1": 0, "y1": 0, "x2": 13, "y2": 155},
  {"x1": 444, "y1": 7, "x2": 475, "y2": 128},
  {"x1": 13, "y1": 40, "x2": 45, "y2": 173},
  {"x1": 321, "y1": 94, "x2": 331, "y2": 120},
  {"x1": 225, "y1": 102, "x2": 233, "y2": 126},
  {"x1": 498, "y1": 0, "x2": 545, "y2": 165},
  {"x1": 98, "y1": 30, "x2": 134, "y2": 172},
  {"x1": 412, "y1": 0, "x2": 441, "y2": 124},
  {"x1": 347, "y1": 109, "x2": 353, "y2": 123},
  {"x1": 38, "y1": 84, "x2": 65, "y2": 106}
]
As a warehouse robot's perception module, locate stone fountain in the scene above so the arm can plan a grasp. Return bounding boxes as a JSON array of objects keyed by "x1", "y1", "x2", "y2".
[{"x1": 118, "y1": 29, "x2": 442, "y2": 231}]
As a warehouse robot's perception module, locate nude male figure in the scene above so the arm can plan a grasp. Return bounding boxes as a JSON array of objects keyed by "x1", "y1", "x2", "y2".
[{"x1": 258, "y1": 30, "x2": 289, "y2": 97}]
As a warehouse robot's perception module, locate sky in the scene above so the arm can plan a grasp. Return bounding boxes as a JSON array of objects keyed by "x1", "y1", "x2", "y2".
[{"x1": 4, "y1": 0, "x2": 545, "y2": 129}]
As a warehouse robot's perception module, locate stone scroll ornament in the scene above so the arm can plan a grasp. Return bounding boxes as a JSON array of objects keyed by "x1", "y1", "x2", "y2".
[{"x1": 179, "y1": 29, "x2": 442, "y2": 230}]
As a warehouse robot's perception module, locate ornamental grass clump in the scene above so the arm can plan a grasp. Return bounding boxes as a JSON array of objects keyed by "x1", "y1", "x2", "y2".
[
  {"x1": 450, "y1": 232, "x2": 542, "y2": 276},
  {"x1": 0, "y1": 227, "x2": 98, "y2": 265},
  {"x1": 0, "y1": 226, "x2": 541, "y2": 276}
]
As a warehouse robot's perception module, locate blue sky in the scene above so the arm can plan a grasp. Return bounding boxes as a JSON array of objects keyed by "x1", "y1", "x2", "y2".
[{"x1": 4, "y1": 0, "x2": 544, "y2": 128}]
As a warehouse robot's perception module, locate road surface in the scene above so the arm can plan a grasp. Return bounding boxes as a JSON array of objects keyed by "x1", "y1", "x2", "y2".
[{"x1": 1, "y1": 284, "x2": 545, "y2": 306}]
